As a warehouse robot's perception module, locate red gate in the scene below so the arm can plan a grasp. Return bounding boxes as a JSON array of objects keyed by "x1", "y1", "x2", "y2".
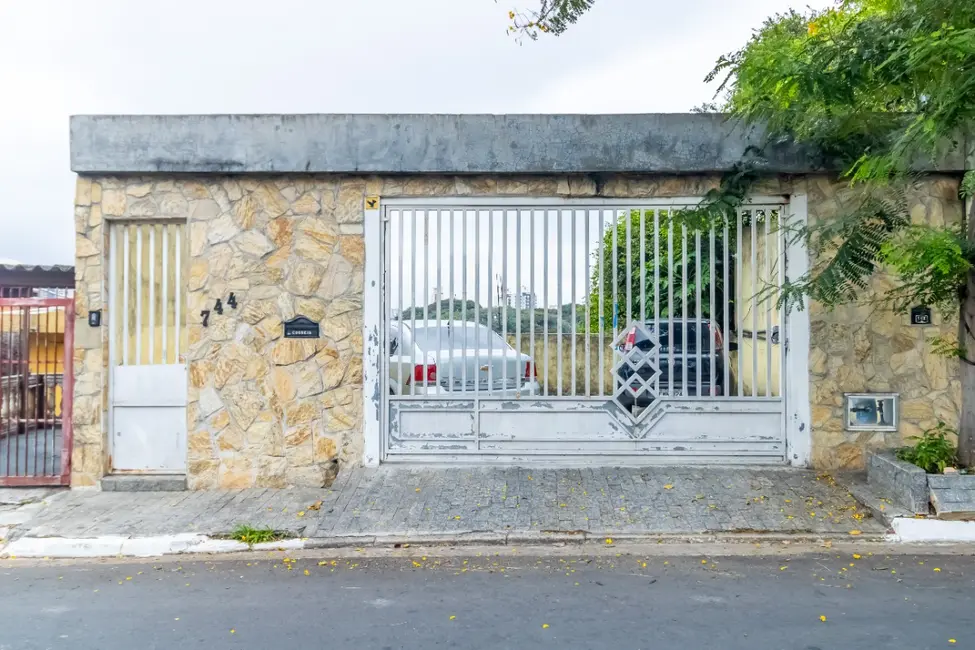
[{"x1": 0, "y1": 298, "x2": 74, "y2": 486}]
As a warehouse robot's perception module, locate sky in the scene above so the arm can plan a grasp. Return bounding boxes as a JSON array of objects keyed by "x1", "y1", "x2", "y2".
[{"x1": 0, "y1": 0, "x2": 835, "y2": 266}]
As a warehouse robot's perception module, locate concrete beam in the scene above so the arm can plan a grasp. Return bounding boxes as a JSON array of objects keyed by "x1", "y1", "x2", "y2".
[
  {"x1": 68, "y1": 114, "x2": 797, "y2": 175},
  {"x1": 69, "y1": 114, "x2": 971, "y2": 176}
]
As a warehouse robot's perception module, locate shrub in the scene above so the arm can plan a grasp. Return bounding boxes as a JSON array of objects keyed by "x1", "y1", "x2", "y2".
[{"x1": 896, "y1": 422, "x2": 958, "y2": 474}]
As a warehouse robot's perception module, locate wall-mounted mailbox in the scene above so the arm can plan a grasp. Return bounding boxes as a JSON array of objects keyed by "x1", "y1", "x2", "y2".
[
  {"x1": 283, "y1": 315, "x2": 320, "y2": 339},
  {"x1": 910, "y1": 306, "x2": 931, "y2": 326}
]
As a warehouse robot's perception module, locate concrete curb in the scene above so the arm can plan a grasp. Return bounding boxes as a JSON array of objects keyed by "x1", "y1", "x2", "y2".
[
  {"x1": 0, "y1": 529, "x2": 893, "y2": 559},
  {"x1": 888, "y1": 517, "x2": 975, "y2": 543}
]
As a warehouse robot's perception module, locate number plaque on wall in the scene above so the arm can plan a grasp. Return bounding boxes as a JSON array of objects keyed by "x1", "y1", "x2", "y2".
[{"x1": 910, "y1": 306, "x2": 931, "y2": 326}]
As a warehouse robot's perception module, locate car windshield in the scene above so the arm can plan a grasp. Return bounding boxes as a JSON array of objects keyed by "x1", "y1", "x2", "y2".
[{"x1": 410, "y1": 324, "x2": 510, "y2": 352}]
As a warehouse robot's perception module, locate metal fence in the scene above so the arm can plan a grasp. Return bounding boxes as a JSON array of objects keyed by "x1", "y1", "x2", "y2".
[{"x1": 0, "y1": 298, "x2": 74, "y2": 485}]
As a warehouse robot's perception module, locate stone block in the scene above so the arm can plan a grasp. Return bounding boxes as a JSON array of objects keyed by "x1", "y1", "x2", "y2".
[
  {"x1": 928, "y1": 474, "x2": 975, "y2": 520},
  {"x1": 867, "y1": 450, "x2": 929, "y2": 515},
  {"x1": 101, "y1": 474, "x2": 187, "y2": 492}
]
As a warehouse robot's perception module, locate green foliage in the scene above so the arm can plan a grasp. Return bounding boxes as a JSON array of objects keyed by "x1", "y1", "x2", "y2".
[
  {"x1": 778, "y1": 186, "x2": 912, "y2": 312},
  {"x1": 962, "y1": 171, "x2": 975, "y2": 200},
  {"x1": 710, "y1": 0, "x2": 975, "y2": 316},
  {"x1": 585, "y1": 209, "x2": 727, "y2": 330},
  {"x1": 881, "y1": 225, "x2": 972, "y2": 312},
  {"x1": 896, "y1": 421, "x2": 959, "y2": 473},
  {"x1": 929, "y1": 334, "x2": 966, "y2": 359},
  {"x1": 713, "y1": 0, "x2": 975, "y2": 177},
  {"x1": 228, "y1": 524, "x2": 282, "y2": 546}
]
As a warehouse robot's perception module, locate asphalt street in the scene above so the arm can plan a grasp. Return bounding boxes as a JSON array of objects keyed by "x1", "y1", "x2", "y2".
[{"x1": 1, "y1": 550, "x2": 972, "y2": 649}]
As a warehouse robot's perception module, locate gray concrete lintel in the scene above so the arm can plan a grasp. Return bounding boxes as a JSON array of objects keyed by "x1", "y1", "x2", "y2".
[{"x1": 70, "y1": 113, "x2": 860, "y2": 176}]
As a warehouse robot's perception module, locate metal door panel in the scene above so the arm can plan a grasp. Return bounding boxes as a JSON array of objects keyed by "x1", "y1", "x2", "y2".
[
  {"x1": 112, "y1": 406, "x2": 187, "y2": 472},
  {"x1": 112, "y1": 364, "x2": 187, "y2": 407}
]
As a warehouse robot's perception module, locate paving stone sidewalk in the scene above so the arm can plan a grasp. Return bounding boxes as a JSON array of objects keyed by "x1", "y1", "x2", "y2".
[{"x1": 1, "y1": 467, "x2": 885, "y2": 544}]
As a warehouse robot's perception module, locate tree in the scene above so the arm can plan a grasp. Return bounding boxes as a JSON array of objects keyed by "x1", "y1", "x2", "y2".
[
  {"x1": 585, "y1": 209, "x2": 730, "y2": 331},
  {"x1": 516, "y1": 0, "x2": 975, "y2": 464}
]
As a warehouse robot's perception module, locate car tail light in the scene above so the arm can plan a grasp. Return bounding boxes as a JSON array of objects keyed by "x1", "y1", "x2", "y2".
[
  {"x1": 710, "y1": 323, "x2": 724, "y2": 350},
  {"x1": 524, "y1": 361, "x2": 537, "y2": 379},
  {"x1": 412, "y1": 363, "x2": 437, "y2": 384},
  {"x1": 623, "y1": 328, "x2": 637, "y2": 352}
]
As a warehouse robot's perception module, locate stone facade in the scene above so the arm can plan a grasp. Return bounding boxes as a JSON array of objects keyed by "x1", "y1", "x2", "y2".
[
  {"x1": 805, "y1": 175, "x2": 962, "y2": 469},
  {"x1": 71, "y1": 172, "x2": 963, "y2": 488},
  {"x1": 72, "y1": 177, "x2": 107, "y2": 487}
]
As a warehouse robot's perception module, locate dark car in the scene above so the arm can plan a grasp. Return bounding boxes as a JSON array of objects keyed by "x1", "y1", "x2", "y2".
[{"x1": 614, "y1": 319, "x2": 736, "y2": 409}]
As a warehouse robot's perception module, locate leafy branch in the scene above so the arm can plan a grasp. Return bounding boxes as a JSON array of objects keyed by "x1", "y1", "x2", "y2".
[{"x1": 504, "y1": 0, "x2": 595, "y2": 40}]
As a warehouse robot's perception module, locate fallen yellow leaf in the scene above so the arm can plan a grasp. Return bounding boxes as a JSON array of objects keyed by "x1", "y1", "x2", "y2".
[
  {"x1": 297, "y1": 511, "x2": 305, "y2": 517},
  {"x1": 820, "y1": 616, "x2": 827, "y2": 622},
  {"x1": 303, "y1": 569, "x2": 310, "y2": 576},
  {"x1": 949, "y1": 639, "x2": 956, "y2": 644},
  {"x1": 542, "y1": 624, "x2": 550, "y2": 629},
  {"x1": 935, "y1": 567, "x2": 942, "y2": 572},
  {"x1": 308, "y1": 500, "x2": 323, "y2": 511},
  {"x1": 449, "y1": 615, "x2": 456, "y2": 620},
  {"x1": 605, "y1": 538, "x2": 613, "y2": 544},
  {"x1": 663, "y1": 484, "x2": 674, "y2": 490},
  {"x1": 849, "y1": 530, "x2": 862, "y2": 536},
  {"x1": 853, "y1": 553, "x2": 861, "y2": 559}
]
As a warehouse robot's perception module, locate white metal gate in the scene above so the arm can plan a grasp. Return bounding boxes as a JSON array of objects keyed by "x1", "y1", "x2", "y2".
[
  {"x1": 380, "y1": 198, "x2": 791, "y2": 463},
  {"x1": 108, "y1": 220, "x2": 188, "y2": 472}
]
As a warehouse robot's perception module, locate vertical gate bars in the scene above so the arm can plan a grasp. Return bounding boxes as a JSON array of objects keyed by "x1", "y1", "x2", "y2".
[
  {"x1": 0, "y1": 297, "x2": 74, "y2": 486},
  {"x1": 381, "y1": 199, "x2": 786, "y2": 409}
]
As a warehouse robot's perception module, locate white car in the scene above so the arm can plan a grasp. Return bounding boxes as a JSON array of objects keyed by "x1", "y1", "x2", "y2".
[{"x1": 388, "y1": 321, "x2": 541, "y2": 397}]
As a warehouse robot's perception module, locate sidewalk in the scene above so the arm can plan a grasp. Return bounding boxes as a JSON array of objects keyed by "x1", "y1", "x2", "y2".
[{"x1": 0, "y1": 466, "x2": 886, "y2": 557}]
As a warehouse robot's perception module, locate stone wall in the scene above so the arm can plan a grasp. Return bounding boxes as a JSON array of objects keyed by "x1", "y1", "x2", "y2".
[
  {"x1": 183, "y1": 177, "x2": 367, "y2": 489},
  {"x1": 71, "y1": 177, "x2": 106, "y2": 487},
  {"x1": 71, "y1": 171, "x2": 963, "y2": 487},
  {"x1": 805, "y1": 175, "x2": 963, "y2": 469}
]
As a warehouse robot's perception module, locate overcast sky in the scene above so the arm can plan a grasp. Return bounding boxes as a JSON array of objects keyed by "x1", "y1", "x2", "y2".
[{"x1": 0, "y1": 0, "x2": 833, "y2": 266}]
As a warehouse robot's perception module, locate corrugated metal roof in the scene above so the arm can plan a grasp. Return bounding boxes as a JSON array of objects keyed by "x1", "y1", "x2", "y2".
[{"x1": 0, "y1": 263, "x2": 74, "y2": 274}]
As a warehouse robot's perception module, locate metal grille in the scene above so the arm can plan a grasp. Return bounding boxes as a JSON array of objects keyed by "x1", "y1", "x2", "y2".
[
  {"x1": 109, "y1": 221, "x2": 187, "y2": 367},
  {"x1": 381, "y1": 198, "x2": 787, "y2": 461},
  {"x1": 0, "y1": 298, "x2": 74, "y2": 485}
]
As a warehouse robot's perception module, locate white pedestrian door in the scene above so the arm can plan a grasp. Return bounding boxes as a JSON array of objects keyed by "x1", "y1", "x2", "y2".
[{"x1": 109, "y1": 221, "x2": 188, "y2": 472}]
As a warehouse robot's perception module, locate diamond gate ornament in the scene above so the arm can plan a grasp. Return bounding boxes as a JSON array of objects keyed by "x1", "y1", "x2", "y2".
[{"x1": 611, "y1": 321, "x2": 662, "y2": 424}]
